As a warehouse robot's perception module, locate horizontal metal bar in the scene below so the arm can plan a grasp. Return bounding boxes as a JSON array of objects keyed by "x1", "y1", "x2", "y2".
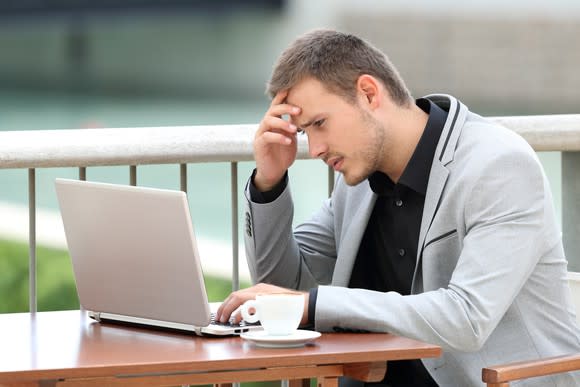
[
  {"x1": 490, "y1": 114, "x2": 580, "y2": 152},
  {"x1": 1, "y1": 116, "x2": 579, "y2": 169},
  {"x1": 0, "y1": 125, "x2": 260, "y2": 169}
]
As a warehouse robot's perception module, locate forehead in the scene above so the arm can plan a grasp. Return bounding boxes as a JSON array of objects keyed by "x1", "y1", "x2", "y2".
[{"x1": 286, "y1": 77, "x2": 335, "y2": 106}]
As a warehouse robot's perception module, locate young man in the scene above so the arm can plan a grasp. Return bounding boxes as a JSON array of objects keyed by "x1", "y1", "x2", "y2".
[{"x1": 216, "y1": 29, "x2": 580, "y2": 386}]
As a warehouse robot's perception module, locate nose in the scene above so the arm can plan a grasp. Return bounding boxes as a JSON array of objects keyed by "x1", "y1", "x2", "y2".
[{"x1": 307, "y1": 134, "x2": 327, "y2": 159}]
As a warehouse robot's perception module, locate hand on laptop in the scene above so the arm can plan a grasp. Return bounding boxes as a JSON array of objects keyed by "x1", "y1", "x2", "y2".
[{"x1": 216, "y1": 283, "x2": 309, "y2": 325}]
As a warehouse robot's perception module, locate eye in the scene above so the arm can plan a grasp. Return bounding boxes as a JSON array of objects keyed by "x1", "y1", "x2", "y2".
[{"x1": 313, "y1": 119, "x2": 325, "y2": 127}]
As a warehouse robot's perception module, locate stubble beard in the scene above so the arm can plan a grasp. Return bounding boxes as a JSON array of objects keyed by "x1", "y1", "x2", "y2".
[{"x1": 342, "y1": 109, "x2": 386, "y2": 186}]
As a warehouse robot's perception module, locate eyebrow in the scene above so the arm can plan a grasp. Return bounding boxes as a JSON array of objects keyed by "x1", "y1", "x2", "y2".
[
  {"x1": 298, "y1": 118, "x2": 315, "y2": 130},
  {"x1": 298, "y1": 114, "x2": 328, "y2": 130}
]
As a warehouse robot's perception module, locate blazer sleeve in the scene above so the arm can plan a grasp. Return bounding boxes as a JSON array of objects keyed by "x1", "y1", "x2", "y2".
[{"x1": 243, "y1": 178, "x2": 338, "y2": 290}]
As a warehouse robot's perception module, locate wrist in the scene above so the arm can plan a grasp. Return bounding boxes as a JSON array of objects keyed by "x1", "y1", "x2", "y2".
[
  {"x1": 253, "y1": 170, "x2": 283, "y2": 192},
  {"x1": 249, "y1": 169, "x2": 289, "y2": 204},
  {"x1": 301, "y1": 291, "x2": 310, "y2": 326}
]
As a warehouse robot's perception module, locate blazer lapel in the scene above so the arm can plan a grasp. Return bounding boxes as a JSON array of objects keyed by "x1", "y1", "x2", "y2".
[
  {"x1": 418, "y1": 160, "x2": 450, "y2": 257},
  {"x1": 332, "y1": 188, "x2": 377, "y2": 286},
  {"x1": 412, "y1": 94, "x2": 468, "y2": 292}
]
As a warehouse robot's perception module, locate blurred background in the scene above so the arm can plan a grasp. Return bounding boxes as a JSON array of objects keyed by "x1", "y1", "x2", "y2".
[
  {"x1": 1, "y1": 0, "x2": 579, "y2": 312},
  {"x1": 2, "y1": 0, "x2": 580, "y2": 114}
]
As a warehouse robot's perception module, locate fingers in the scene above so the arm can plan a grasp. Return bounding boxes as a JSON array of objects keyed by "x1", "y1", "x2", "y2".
[
  {"x1": 258, "y1": 116, "x2": 297, "y2": 144},
  {"x1": 256, "y1": 112, "x2": 299, "y2": 148},
  {"x1": 258, "y1": 90, "x2": 301, "y2": 136},
  {"x1": 216, "y1": 292, "x2": 245, "y2": 323},
  {"x1": 271, "y1": 89, "x2": 289, "y2": 106},
  {"x1": 268, "y1": 103, "x2": 301, "y2": 120},
  {"x1": 215, "y1": 283, "x2": 292, "y2": 323},
  {"x1": 252, "y1": 91, "x2": 301, "y2": 192}
]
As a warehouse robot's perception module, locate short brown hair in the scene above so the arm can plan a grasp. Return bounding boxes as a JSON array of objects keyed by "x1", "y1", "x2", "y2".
[{"x1": 267, "y1": 29, "x2": 412, "y2": 106}]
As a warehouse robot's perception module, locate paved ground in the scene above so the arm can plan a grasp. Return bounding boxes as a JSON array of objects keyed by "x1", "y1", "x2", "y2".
[{"x1": 0, "y1": 201, "x2": 251, "y2": 281}]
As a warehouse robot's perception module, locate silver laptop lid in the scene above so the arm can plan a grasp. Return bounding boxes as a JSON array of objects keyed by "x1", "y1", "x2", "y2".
[{"x1": 55, "y1": 178, "x2": 211, "y2": 327}]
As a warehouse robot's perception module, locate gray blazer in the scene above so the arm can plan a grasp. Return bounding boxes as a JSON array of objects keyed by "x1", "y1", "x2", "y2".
[{"x1": 244, "y1": 94, "x2": 580, "y2": 386}]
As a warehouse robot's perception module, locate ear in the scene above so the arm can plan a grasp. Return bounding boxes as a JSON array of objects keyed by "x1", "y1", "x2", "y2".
[{"x1": 356, "y1": 74, "x2": 381, "y2": 110}]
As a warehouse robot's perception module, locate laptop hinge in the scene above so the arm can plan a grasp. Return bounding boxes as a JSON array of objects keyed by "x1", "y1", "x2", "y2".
[{"x1": 88, "y1": 311, "x2": 102, "y2": 322}]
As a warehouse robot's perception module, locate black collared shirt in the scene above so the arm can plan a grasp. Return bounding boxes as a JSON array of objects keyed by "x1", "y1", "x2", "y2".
[
  {"x1": 348, "y1": 98, "x2": 447, "y2": 387},
  {"x1": 348, "y1": 98, "x2": 446, "y2": 294}
]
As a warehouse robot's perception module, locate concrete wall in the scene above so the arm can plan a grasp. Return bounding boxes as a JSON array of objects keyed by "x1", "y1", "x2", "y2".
[{"x1": 338, "y1": 12, "x2": 580, "y2": 114}]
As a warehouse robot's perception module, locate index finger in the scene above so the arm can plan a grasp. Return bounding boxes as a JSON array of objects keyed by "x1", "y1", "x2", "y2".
[
  {"x1": 216, "y1": 292, "x2": 246, "y2": 323},
  {"x1": 271, "y1": 89, "x2": 289, "y2": 106},
  {"x1": 215, "y1": 298, "x2": 233, "y2": 323}
]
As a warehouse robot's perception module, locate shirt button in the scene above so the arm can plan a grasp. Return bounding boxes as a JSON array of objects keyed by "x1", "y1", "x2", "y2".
[
  {"x1": 398, "y1": 249, "x2": 406, "y2": 257},
  {"x1": 395, "y1": 198, "x2": 403, "y2": 207}
]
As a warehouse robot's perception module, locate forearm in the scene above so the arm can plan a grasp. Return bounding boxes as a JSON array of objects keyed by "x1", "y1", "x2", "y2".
[
  {"x1": 244, "y1": 180, "x2": 307, "y2": 288},
  {"x1": 244, "y1": 177, "x2": 337, "y2": 290}
]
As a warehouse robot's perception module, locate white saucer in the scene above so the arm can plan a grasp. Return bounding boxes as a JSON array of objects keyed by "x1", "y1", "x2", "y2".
[{"x1": 240, "y1": 330, "x2": 321, "y2": 348}]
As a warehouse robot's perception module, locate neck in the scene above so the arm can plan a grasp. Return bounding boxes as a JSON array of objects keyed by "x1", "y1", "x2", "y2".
[{"x1": 379, "y1": 101, "x2": 429, "y2": 182}]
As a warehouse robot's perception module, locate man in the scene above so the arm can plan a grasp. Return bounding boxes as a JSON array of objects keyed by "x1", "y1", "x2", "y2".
[{"x1": 216, "y1": 29, "x2": 580, "y2": 386}]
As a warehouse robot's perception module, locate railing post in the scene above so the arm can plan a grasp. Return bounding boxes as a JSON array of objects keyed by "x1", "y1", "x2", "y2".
[
  {"x1": 180, "y1": 164, "x2": 188, "y2": 193},
  {"x1": 79, "y1": 167, "x2": 86, "y2": 181},
  {"x1": 562, "y1": 151, "x2": 580, "y2": 271},
  {"x1": 130, "y1": 165, "x2": 137, "y2": 186},
  {"x1": 231, "y1": 162, "x2": 239, "y2": 291},
  {"x1": 28, "y1": 168, "x2": 37, "y2": 313}
]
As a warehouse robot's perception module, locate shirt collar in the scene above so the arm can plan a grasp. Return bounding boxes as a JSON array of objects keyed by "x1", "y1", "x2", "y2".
[{"x1": 368, "y1": 98, "x2": 448, "y2": 196}]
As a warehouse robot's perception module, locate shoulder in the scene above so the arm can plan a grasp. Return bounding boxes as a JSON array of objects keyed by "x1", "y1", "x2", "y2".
[
  {"x1": 446, "y1": 114, "x2": 548, "y2": 212},
  {"x1": 456, "y1": 113, "x2": 541, "y2": 171}
]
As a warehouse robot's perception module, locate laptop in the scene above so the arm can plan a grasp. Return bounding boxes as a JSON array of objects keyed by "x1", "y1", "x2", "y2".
[{"x1": 55, "y1": 178, "x2": 261, "y2": 336}]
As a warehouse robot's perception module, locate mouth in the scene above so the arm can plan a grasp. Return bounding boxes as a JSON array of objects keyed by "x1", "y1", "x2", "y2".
[{"x1": 326, "y1": 157, "x2": 343, "y2": 172}]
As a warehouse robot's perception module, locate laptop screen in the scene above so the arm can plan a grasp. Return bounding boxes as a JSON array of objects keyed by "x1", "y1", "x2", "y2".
[{"x1": 55, "y1": 179, "x2": 212, "y2": 327}]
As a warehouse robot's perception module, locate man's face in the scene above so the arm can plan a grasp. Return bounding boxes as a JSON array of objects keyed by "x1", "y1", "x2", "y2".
[{"x1": 286, "y1": 77, "x2": 386, "y2": 186}]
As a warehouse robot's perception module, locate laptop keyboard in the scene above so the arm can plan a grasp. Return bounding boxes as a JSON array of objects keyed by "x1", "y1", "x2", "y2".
[{"x1": 210, "y1": 312, "x2": 259, "y2": 327}]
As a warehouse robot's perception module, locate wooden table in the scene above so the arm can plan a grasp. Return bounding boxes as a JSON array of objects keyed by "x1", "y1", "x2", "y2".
[{"x1": 0, "y1": 310, "x2": 441, "y2": 387}]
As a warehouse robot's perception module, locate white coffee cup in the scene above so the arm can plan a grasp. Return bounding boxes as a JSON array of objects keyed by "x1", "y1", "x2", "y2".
[{"x1": 241, "y1": 293, "x2": 305, "y2": 336}]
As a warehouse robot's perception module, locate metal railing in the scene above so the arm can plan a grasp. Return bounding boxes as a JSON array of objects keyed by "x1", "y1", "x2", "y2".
[{"x1": 1, "y1": 115, "x2": 580, "y2": 312}]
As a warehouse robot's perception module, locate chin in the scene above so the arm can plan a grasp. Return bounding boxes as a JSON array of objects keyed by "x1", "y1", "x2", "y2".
[{"x1": 342, "y1": 173, "x2": 367, "y2": 187}]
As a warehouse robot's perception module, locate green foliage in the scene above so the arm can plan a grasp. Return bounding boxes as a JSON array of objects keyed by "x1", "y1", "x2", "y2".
[
  {"x1": 0, "y1": 239, "x2": 249, "y2": 313},
  {"x1": 0, "y1": 239, "x2": 30, "y2": 312},
  {"x1": 0, "y1": 238, "x2": 78, "y2": 312}
]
